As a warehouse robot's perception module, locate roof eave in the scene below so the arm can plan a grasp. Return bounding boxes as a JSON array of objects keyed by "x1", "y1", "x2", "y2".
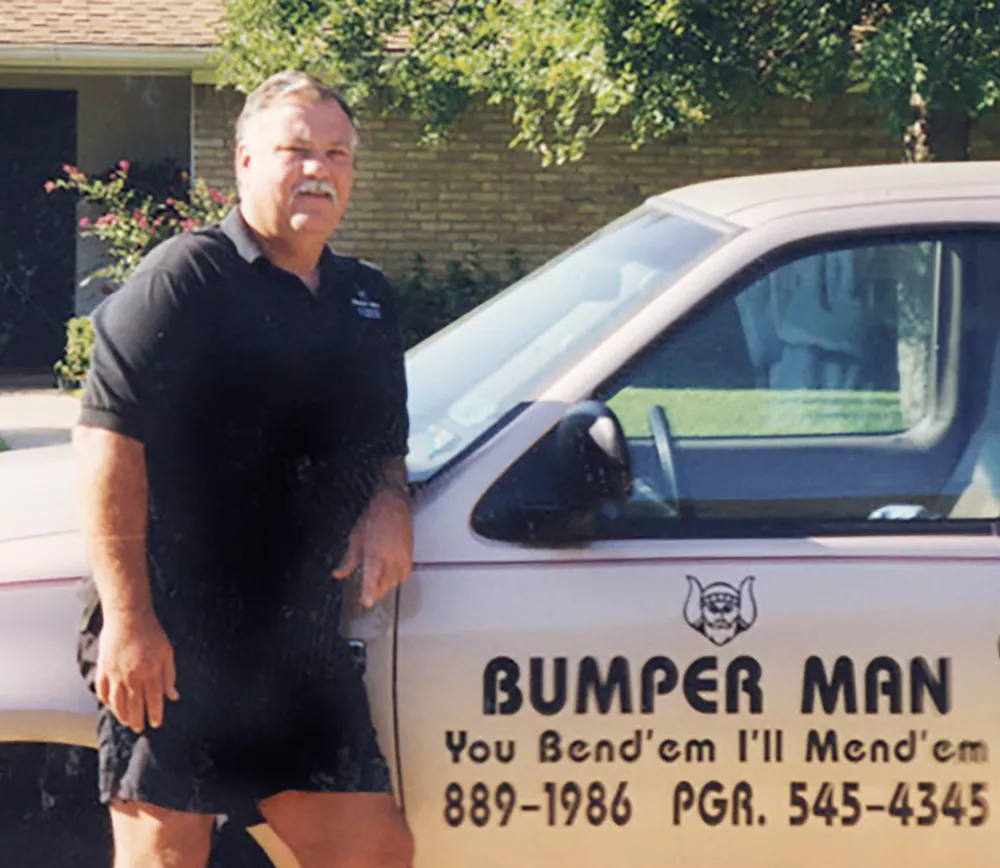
[{"x1": 0, "y1": 43, "x2": 214, "y2": 77}]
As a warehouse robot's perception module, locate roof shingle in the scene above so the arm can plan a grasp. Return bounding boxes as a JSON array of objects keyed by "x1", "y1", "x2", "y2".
[{"x1": 0, "y1": 0, "x2": 223, "y2": 48}]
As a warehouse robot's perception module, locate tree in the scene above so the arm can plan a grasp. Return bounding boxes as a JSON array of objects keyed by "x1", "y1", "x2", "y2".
[
  {"x1": 859, "y1": 1, "x2": 1000, "y2": 160},
  {"x1": 213, "y1": 1, "x2": 1000, "y2": 164}
]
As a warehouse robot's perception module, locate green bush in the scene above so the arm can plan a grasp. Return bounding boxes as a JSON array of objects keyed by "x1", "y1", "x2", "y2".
[
  {"x1": 53, "y1": 317, "x2": 95, "y2": 391},
  {"x1": 394, "y1": 251, "x2": 526, "y2": 349}
]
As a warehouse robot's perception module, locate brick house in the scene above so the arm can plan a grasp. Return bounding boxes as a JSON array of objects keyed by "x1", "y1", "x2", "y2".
[{"x1": 5, "y1": 1, "x2": 1000, "y2": 374}]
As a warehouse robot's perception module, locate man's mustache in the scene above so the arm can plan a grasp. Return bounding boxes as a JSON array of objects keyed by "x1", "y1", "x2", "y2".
[{"x1": 290, "y1": 180, "x2": 338, "y2": 204}]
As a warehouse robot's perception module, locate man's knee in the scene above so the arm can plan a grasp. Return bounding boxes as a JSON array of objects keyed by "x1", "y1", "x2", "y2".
[
  {"x1": 299, "y1": 819, "x2": 413, "y2": 868},
  {"x1": 260, "y1": 791, "x2": 414, "y2": 868},
  {"x1": 373, "y1": 818, "x2": 414, "y2": 868},
  {"x1": 109, "y1": 799, "x2": 213, "y2": 868}
]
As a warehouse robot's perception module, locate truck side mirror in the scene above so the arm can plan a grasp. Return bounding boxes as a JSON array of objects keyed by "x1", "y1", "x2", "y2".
[
  {"x1": 472, "y1": 400, "x2": 632, "y2": 544},
  {"x1": 552, "y1": 400, "x2": 632, "y2": 508}
]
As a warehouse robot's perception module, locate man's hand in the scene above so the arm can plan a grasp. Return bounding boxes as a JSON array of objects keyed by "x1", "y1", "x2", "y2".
[
  {"x1": 97, "y1": 609, "x2": 179, "y2": 734},
  {"x1": 333, "y1": 485, "x2": 413, "y2": 607}
]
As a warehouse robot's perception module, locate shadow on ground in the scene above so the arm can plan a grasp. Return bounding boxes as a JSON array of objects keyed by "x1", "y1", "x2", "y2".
[{"x1": 0, "y1": 744, "x2": 273, "y2": 867}]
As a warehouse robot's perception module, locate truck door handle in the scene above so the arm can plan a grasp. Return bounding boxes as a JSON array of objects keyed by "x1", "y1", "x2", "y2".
[{"x1": 347, "y1": 639, "x2": 367, "y2": 676}]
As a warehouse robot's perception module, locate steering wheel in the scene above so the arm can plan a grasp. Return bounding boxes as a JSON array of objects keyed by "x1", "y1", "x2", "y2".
[{"x1": 648, "y1": 405, "x2": 684, "y2": 515}]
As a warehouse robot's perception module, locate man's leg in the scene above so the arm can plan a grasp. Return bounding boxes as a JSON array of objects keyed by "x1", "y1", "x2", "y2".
[
  {"x1": 109, "y1": 799, "x2": 215, "y2": 868},
  {"x1": 258, "y1": 790, "x2": 414, "y2": 868}
]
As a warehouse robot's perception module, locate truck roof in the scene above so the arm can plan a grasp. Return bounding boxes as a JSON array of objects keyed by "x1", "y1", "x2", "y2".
[{"x1": 660, "y1": 161, "x2": 1000, "y2": 227}]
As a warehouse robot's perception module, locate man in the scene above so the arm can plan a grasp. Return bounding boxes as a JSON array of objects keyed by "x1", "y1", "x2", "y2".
[{"x1": 73, "y1": 71, "x2": 414, "y2": 868}]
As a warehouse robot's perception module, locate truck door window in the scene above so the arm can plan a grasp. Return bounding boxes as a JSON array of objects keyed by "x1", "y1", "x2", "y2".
[
  {"x1": 473, "y1": 231, "x2": 1000, "y2": 544},
  {"x1": 590, "y1": 232, "x2": 1000, "y2": 536}
]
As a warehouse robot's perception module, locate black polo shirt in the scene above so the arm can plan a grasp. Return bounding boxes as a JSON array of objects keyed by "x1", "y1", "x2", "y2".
[{"x1": 79, "y1": 210, "x2": 408, "y2": 617}]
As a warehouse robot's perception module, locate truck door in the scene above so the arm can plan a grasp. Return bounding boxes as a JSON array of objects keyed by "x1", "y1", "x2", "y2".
[{"x1": 396, "y1": 228, "x2": 1000, "y2": 868}]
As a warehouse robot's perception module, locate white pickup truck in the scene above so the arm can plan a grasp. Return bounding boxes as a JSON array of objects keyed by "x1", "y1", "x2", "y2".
[{"x1": 5, "y1": 162, "x2": 1000, "y2": 867}]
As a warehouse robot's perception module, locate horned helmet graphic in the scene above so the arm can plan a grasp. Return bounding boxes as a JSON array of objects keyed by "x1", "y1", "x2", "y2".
[{"x1": 684, "y1": 576, "x2": 757, "y2": 646}]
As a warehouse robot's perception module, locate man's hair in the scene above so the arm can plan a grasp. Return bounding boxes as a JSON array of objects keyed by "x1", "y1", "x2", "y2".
[{"x1": 235, "y1": 70, "x2": 358, "y2": 147}]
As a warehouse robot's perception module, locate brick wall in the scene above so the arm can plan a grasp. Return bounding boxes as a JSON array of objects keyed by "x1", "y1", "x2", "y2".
[
  {"x1": 194, "y1": 85, "x2": 1000, "y2": 279},
  {"x1": 192, "y1": 83, "x2": 243, "y2": 197}
]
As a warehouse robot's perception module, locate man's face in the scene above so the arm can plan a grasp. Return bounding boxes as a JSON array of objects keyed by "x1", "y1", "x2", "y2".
[{"x1": 237, "y1": 95, "x2": 355, "y2": 243}]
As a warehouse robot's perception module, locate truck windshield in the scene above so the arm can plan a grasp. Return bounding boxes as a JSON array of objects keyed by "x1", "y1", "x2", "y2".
[{"x1": 404, "y1": 203, "x2": 732, "y2": 481}]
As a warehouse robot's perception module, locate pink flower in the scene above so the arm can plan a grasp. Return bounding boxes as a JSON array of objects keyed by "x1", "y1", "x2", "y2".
[
  {"x1": 132, "y1": 210, "x2": 142, "y2": 220},
  {"x1": 181, "y1": 219, "x2": 196, "y2": 231},
  {"x1": 62, "y1": 163, "x2": 76, "y2": 174},
  {"x1": 118, "y1": 159, "x2": 130, "y2": 172},
  {"x1": 138, "y1": 218, "x2": 149, "y2": 229},
  {"x1": 165, "y1": 197, "x2": 175, "y2": 206},
  {"x1": 79, "y1": 217, "x2": 90, "y2": 228},
  {"x1": 209, "y1": 188, "x2": 226, "y2": 204},
  {"x1": 153, "y1": 217, "x2": 164, "y2": 227},
  {"x1": 43, "y1": 180, "x2": 56, "y2": 193}
]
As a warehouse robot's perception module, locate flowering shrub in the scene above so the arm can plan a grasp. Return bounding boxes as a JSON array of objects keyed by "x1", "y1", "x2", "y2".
[
  {"x1": 45, "y1": 160, "x2": 234, "y2": 385},
  {"x1": 46, "y1": 161, "x2": 234, "y2": 290}
]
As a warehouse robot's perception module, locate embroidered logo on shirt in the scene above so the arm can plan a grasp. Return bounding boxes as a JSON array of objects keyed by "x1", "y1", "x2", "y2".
[{"x1": 351, "y1": 290, "x2": 383, "y2": 320}]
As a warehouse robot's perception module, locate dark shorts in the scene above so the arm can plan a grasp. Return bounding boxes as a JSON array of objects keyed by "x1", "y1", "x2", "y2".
[{"x1": 77, "y1": 578, "x2": 392, "y2": 823}]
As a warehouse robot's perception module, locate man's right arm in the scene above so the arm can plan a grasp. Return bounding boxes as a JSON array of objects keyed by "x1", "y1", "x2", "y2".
[
  {"x1": 74, "y1": 424, "x2": 178, "y2": 734},
  {"x1": 74, "y1": 257, "x2": 213, "y2": 732}
]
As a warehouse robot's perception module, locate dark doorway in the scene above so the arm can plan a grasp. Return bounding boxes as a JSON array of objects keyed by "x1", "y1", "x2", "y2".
[{"x1": 0, "y1": 89, "x2": 77, "y2": 373}]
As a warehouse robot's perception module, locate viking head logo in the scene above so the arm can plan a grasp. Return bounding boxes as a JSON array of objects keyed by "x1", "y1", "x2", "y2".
[{"x1": 684, "y1": 576, "x2": 757, "y2": 646}]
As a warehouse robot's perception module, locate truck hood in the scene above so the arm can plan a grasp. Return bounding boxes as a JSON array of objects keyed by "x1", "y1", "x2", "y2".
[{"x1": 0, "y1": 444, "x2": 79, "y2": 543}]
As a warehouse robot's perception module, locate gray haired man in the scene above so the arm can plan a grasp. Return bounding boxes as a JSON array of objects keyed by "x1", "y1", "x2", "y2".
[{"x1": 74, "y1": 71, "x2": 414, "y2": 867}]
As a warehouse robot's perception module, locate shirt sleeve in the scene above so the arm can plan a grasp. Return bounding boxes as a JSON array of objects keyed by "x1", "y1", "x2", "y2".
[{"x1": 79, "y1": 266, "x2": 212, "y2": 442}]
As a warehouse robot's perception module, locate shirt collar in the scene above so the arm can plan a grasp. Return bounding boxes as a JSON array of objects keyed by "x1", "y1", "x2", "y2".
[
  {"x1": 221, "y1": 208, "x2": 267, "y2": 265},
  {"x1": 222, "y1": 208, "x2": 348, "y2": 273},
  {"x1": 221, "y1": 207, "x2": 354, "y2": 298}
]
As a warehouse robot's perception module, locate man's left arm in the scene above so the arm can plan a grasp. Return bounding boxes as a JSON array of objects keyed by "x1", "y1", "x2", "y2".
[{"x1": 332, "y1": 267, "x2": 412, "y2": 607}]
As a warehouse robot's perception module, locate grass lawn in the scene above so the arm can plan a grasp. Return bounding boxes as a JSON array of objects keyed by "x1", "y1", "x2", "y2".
[{"x1": 606, "y1": 387, "x2": 905, "y2": 438}]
